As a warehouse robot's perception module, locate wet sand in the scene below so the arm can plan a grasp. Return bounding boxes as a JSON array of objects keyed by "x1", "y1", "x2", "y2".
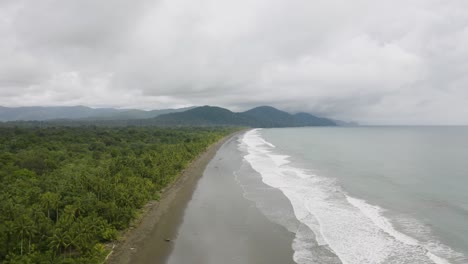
[
  {"x1": 108, "y1": 131, "x2": 296, "y2": 264},
  {"x1": 107, "y1": 132, "x2": 240, "y2": 264},
  {"x1": 166, "y1": 132, "x2": 296, "y2": 264}
]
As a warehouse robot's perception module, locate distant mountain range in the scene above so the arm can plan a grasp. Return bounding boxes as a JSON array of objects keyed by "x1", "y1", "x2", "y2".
[
  {"x1": 143, "y1": 105, "x2": 336, "y2": 127},
  {"x1": 0, "y1": 105, "x2": 348, "y2": 127},
  {"x1": 0, "y1": 105, "x2": 195, "y2": 122}
]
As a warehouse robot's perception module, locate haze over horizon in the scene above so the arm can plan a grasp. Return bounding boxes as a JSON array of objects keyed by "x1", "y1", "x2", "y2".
[{"x1": 1, "y1": 0, "x2": 468, "y2": 125}]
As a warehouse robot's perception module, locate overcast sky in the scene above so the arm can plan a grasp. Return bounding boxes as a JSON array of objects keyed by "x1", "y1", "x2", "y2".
[{"x1": 1, "y1": 0, "x2": 468, "y2": 124}]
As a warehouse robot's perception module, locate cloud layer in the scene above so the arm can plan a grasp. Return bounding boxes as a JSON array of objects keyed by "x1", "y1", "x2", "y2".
[{"x1": 1, "y1": 0, "x2": 468, "y2": 124}]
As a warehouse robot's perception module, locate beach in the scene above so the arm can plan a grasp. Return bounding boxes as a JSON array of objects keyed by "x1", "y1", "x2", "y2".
[
  {"x1": 241, "y1": 127, "x2": 468, "y2": 264},
  {"x1": 108, "y1": 130, "x2": 296, "y2": 264}
]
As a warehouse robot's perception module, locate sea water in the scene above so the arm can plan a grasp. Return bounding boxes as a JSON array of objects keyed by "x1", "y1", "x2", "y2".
[{"x1": 238, "y1": 127, "x2": 468, "y2": 264}]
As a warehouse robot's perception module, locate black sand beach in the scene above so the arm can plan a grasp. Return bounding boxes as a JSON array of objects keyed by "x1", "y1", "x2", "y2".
[{"x1": 108, "y1": 131, "x2": 296, "y2": 264}]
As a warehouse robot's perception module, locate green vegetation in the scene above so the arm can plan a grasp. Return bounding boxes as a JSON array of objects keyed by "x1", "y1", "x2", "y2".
[
  {"x1": 135, "y1": 106, "x2": 337, "y2": 127},
  {"x1": 0, "y1": 105, "x2": 338, "y2": 128},
  {"x1": 0, "y1": 126, "x2": 236, "y2": 263}
]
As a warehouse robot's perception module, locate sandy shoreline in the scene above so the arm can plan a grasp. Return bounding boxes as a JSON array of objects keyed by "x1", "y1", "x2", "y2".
[
  {"x1": 164, "y1": 131, "x2": 296, "y2": 264},
  {"x1": 106, "y1": 131, "x2": 242, "y2": 264}
]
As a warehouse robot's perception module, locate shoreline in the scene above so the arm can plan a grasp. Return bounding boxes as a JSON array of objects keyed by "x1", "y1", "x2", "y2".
[
  {"x1": 163, "y1": 130, "x2": 296, "y2": 264},
  {"x1": 106, "y1": 130, "x2": 244, "y2": 264}
]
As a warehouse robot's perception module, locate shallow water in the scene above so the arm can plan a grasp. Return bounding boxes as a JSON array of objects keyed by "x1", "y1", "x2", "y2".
[{"x1": 239, "y1": 127, "x2": 468, "y2": 264}]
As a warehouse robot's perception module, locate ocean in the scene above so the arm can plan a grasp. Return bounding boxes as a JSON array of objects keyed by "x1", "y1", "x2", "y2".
[{"x1": 238, "y1": 127, "x2": 468, "y2": 264}]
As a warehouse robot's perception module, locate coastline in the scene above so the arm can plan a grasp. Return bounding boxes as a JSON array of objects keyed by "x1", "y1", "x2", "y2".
[
  {"x1": 164, "y1": 131, "x2": 296, "y2": 264},
  {"x1": 106, "y1": 130, "x2": 243, "y2": 264}
]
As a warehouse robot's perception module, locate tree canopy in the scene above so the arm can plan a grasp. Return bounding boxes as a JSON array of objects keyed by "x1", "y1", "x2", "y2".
[{"x1": 0, "y1": 126, "x2": 236, "y2": 263}]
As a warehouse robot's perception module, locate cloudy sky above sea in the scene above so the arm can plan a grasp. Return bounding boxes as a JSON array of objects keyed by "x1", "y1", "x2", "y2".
[{"x1": 1, "y1": 0, "x2": 468, "y2": 124}]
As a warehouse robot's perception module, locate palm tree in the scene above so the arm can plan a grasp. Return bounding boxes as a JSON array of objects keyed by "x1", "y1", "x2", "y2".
[
  {"x1": 14, "y1": 214, "x2": 34, "y2": 256},
  {"x1": 49, "y1": 229, "x2": 68, "y2": 258},
  {"x1": 3, "y1": 220, "x2": 15, "y2": 254},
  {"x1": 40, "y1": 192, "x2": 60, "y2": 221}
]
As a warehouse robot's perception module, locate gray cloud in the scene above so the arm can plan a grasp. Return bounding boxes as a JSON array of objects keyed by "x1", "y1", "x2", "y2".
[{"x1": 1, "y1": 0, "x2": 468, "y2": 124}]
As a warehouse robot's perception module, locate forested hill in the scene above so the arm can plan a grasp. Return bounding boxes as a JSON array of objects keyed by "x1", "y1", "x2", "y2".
[
  {"x1": 0, "y1": 126, "x2": 236, "y2": 263},
  {"x1": 141, "y1": 105, "x2": 337, "y2": 127},
  {"x1": 242, "y1": 106, "x2": 336, "y2": 127},
  {"x1": 0, "y1": 105, "x2": 339, "y2": 127},
  {"x1": 141, "y1": 106, "x2": 255, "y2": 126}
]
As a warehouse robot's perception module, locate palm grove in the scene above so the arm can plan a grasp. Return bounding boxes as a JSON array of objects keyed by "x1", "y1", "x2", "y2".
[{"x1": 0, "y1": 126, "x2": 236, "y2": 263}]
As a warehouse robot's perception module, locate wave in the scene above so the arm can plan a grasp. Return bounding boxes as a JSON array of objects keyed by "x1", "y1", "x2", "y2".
[{"x1": 239, "y1": 129, "x2": 464, "y2": 264}]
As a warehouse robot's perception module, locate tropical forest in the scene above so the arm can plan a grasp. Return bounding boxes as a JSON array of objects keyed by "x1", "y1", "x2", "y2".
[{"x1": 0, "y1": 126, "x2": 235, "y2": 263}]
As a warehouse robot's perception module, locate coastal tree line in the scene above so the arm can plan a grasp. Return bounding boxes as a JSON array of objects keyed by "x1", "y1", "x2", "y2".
[{"x1": 0, "y1": 126, "x2": 236, "y2": 263}]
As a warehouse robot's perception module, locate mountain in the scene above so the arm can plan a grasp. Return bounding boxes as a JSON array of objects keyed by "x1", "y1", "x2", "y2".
[
  {"x1": 133, "y1": 106, "x2": 254, "y2": 126},
  {"x1": 0, "y1": 106, "x2": 194, "y2": 121},
  {"x1": 80, "y1": 107, "x2": 195, "y2": 120},
  {"x1": 144, "y1": 105, "x2": 337, "y2": 127},
  {"x1": 0, "y1": 105, "x2": 340, "y2": 127},
  {"x1": 0, "y1": 106, "x2": 111, "y2": 121},
  {"x1": 241, "y1": 106, "x2": 296, "y2": 127}
]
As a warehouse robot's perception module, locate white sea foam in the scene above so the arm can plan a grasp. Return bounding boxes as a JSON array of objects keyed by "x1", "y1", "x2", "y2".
[
  {"x1": 240, "y1": 129, "x2": 461, "y2": 264},
  {"x1": 346, "y1": 196, "x2": 419, "y2": 246}
]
